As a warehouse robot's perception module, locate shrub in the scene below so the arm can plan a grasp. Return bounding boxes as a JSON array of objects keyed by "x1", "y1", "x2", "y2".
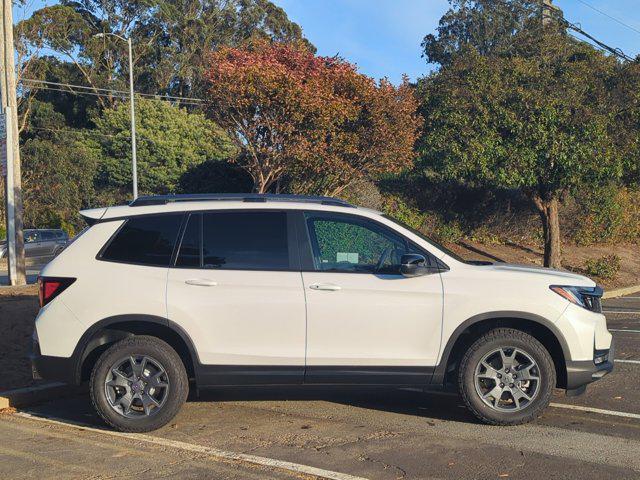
[{"x1": 584, "y1": 255, "x2": 621, "y2": 280}]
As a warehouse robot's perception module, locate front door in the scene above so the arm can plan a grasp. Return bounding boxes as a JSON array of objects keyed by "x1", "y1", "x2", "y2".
[
  {"x1": 300, "y1": 212, "x2": 443, "y2": 385},
  {"x1": 166, "y1": 210, "x2": 306, "y2": 385}
]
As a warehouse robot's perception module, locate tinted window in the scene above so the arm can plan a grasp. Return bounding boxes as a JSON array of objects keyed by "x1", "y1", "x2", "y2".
[
  {"x1": 306, "y1": 214, "x2": 415, "y2": 274},
  {"x1": 101, "y1": 214, "x2": 182, "y2": 266},
  {"x1": 201, "y1": 212, "x2": 289, "y2": 270},
  {"x1": 41, "y1": 231, "x2": 55, "y2": 241},
  {"x1": 176, "y1": 214, "x2": 201, "y2": 267},
  {"x1": 24, "y1": 231, "x2": 39, "y2": 243}
]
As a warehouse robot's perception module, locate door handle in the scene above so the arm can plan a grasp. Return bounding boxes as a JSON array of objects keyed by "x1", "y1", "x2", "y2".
[
  {"x1": 185, "y1": 279, "x2": 218, "y2": 287},
  {"x1": 309, "y1": 283, "x2": 341, "y2": 291}
]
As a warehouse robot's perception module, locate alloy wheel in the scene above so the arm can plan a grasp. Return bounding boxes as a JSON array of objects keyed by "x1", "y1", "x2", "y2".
[
  {"x1": 104, "y1": 354, "x2": 170, "y2": 418},
  {"x1": 473, "y1": 347, "x2": 541, "y2": 412}
]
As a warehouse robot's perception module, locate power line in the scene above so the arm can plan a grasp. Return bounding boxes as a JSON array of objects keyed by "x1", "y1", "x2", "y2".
[
  {"x1": 19, "y1": 81, "x2": 206, "y2": 107},
  {"x1": 575, "y1": 0, "x2": 640, "y2": 37},
  {"x1": 20, "y1": 78, "x2": 207, "y2": 104},
  {"x1": 563, "y1": 18, "x2": 635, "y2": 61}
]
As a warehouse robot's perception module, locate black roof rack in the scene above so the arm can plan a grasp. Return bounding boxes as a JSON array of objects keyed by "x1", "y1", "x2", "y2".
[{"x1": 130, "y1": 193, "x2": 355, "y2": 208}]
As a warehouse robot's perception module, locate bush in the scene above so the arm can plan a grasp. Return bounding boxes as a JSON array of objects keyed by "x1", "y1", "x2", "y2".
[{"x1": 584, "y1": 255, "x2": 621, "y2": 280}]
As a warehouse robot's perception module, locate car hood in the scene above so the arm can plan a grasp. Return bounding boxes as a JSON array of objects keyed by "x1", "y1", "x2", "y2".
[{"x1": 478, "y1": 262, "x2": 596, "y2": 287}]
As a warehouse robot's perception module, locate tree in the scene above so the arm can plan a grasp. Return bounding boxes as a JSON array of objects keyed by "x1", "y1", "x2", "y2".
[
  {"x1": 16, "y1": 0, "x2": 311, "y2": 106},
  {"x1": 418, "y1": 38, "x2": 621, "y2": 268},
  {"x1": 20, "y1": 101, "x2": 98, "y2": 233},
  {"x1": 91, "y1": 98, "x2": 235, "y2": 196},
  {"x1": 205, "y1": 40, "x2": 420, "y2": 195},
  {"x1": 422, "y1": 0, "x2": 546, "y2": 66}
]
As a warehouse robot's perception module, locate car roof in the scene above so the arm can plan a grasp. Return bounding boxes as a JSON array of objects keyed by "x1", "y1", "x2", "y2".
[{"x1": 80, "y1": 194, "x2": 382, "y2": 223}]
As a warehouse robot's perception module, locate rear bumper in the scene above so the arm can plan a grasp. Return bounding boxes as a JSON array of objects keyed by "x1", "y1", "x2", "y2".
[
  {"x1": 31, "y1": 335, "x2": 79, "y2": 385},
  {"x1": 565, "y1": 341, "x2": 614, "y2": 394}
]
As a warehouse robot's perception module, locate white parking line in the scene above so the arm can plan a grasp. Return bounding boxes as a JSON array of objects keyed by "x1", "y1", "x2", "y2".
[
  {"x1": 12, "y1": 412, "x2": 368, "y2": 480},
  {"x1": 610, "y1": 328, "x2": 640, "y2": 333},
  {"x1": 603, "y1": 310, "x2": 640, "y2": 314},
  {"x1": 616, "y1": 359, "x2": 640, "y2": 365},
  {"x1": 549, "y1": 403, "x2": 640, "y2": 420}
]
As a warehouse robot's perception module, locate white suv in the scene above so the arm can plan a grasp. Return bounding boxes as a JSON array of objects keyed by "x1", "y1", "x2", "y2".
[{"x1": 32, "y1": 194, "x2": 613, "y2": 432}]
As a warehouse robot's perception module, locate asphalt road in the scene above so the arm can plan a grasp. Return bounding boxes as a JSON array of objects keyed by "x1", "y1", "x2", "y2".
[{"x1": 1, "y1": 295, "x2": 639, "y2": 479}]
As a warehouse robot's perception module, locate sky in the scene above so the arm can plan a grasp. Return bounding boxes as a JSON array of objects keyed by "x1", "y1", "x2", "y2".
[
  {"x1": 273, "y1": 0, "x2": 640, "y2": 83},
  {"x1": 15, "y1": 0, "x2": 640, "y2": 84}
]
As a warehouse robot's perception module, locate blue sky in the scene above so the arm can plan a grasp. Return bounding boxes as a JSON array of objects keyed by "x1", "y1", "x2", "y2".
[
  {"x1": 273, "y1": 0, "x2": 640, "y2": 83},
  {"x1": 15, "y1": 0, "x2": 640, "y2": 84}
]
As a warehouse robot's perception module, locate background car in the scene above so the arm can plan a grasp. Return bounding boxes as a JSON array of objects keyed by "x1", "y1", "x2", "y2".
[{"x1": 0, "y1": 229, "x2": 69, "y2": 259}]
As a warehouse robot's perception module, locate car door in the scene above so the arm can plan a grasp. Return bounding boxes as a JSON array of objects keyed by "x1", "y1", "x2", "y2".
[
  {"x1": 166, "y1": 210, "x2": 306, "y2": 385},
  {"x1": 40, "y1": 231, "x2": 56, "y2": 255},
  {"x1": 299, "y1": 211, "x2": 444, "y2": 385},
  {"x1": 23, "y1": 230, "x2": 42, "y2": 257}
]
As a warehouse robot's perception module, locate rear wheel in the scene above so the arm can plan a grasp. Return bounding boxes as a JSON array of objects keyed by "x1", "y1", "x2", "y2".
[
  {"x1": 459, "y1": 328, "x2": 556, "y2": 425},
  {"x1": 90, "y1": 336, "x2": 188, "y2": 432}
]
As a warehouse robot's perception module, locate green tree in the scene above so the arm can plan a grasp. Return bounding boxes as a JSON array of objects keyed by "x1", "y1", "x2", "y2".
[
  {"x1": 418, "y1": 39, "x2": 621, "y2": 268},
  {"x1": 16, "y1": 0, "x2": 312, "y2": 105},
  {"x1": 20, "y1": 101, "x2": 98, "y2": 232},
  {"x1": 91, "y1": 98, "x2": 235, "y2": 196},
  {"x1": 422, "y1": 0, "x2": 546, "y2": 66}
]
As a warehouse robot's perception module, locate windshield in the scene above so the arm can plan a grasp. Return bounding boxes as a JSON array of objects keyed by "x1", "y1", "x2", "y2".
[{"x1": 382, "y1": 214, "x2": 492, "y2": 265}]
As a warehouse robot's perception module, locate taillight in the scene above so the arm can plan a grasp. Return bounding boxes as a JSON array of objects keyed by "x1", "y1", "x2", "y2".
[{"x1": 38, "y1": 277, "x2": 76, "y2": 308}]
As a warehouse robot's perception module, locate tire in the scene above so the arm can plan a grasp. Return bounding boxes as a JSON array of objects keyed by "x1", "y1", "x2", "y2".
[
  {"x1": 458, "y1": 328, "x2": 556, "y2": 426},
  {"x1": 90, "y1": 335, "x2": 189, "y2": 432}
]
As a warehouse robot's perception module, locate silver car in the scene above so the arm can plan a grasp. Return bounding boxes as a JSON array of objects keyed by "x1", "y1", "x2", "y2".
[{"x1": 0, "y1": 229, "x2": 69, "y2": 258}]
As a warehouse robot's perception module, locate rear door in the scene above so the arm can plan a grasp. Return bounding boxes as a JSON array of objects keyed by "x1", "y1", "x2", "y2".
[
  {"x1": 166, "y1": 210, "x2": 306, "y2": 385},
  {"x1": 299, "y1": 211, "x2": 444, "y2": 385},
  {"x1": 24, "y1": 230, "x2": 43, "y2": 257}
]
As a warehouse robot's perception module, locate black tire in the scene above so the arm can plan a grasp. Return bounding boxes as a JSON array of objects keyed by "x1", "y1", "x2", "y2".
[
  {"x1": 458, "y1": 328, "x2": 556, "y2": 426},
  {"x1": 90, "y1": 335, "x2": 189, "y2": 432}
]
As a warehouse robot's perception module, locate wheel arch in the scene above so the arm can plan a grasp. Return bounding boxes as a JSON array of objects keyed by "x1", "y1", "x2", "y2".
[
  {"x1": 73, "y1": 315, "x2": 200, "y2": 385},
  {"x1": 432, "y1": 312, "x2": 570, "y2": 389}
]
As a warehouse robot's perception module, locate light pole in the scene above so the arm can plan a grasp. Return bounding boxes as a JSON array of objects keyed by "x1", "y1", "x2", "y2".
[{"x1": 95, "y1": 32, "x2": 138, "y2": 199}]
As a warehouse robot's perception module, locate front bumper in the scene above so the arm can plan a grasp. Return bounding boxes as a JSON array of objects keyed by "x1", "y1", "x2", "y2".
[{"x1": 565, "y1": 341, "x2": 614, "y2": 395}]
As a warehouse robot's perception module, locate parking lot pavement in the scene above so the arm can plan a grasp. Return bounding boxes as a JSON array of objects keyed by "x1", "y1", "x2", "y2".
[
  {"x1": 0, "y1": 412, "x2": 301, "y2": 480},
  {"x1": 0, "y1": 293, "x2": 638, "y2": 480}
]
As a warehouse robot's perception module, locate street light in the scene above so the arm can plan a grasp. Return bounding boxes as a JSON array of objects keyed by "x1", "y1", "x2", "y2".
[{"x1": 95, "y1": 32, "x2": 138, "y2": 199}]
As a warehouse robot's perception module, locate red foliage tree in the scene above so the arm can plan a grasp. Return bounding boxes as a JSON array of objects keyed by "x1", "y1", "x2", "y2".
[{"x1": 205, "y1": 41, "x2": 420, "y2": 195}]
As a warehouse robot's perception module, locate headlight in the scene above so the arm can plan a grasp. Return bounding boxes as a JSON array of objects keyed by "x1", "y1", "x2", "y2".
[{"x1": 550, "y1": 285, "x2": 603, "y2": 313}]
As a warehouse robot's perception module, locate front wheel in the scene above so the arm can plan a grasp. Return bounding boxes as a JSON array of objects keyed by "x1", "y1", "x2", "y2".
[
  {"x1": 90, "y1": 335, "x2": 189, "y2": 432},
  {"x1": 459, "y1": 328, "x2": 556, "y2": 425}
]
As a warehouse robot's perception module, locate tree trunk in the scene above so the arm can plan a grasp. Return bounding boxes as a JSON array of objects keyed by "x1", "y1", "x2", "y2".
[{"x1": 532, "y1": 195, "x2": 562, "y2": 269}]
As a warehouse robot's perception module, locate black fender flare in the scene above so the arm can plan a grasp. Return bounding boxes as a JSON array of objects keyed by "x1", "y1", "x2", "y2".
[
  {"x1": 430, "y1": 311, "x2": 571, "y2": 385},
  {"x1": 70, "y1": 314, "x2": 201, "y2": 385}
]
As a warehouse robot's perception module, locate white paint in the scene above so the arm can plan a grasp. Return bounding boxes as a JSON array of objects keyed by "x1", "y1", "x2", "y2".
[
  {"x1": 549, "y1": 403, "x2": 640, "y2": 420},
  {"x1": 610, "y1": 329, "x2": 640, "y2": 333},
  {"x1": 13, "y1": 412, "x2": 369, "y2": 480},
  {"x1": 615, "y1": 359, "x2": 640, "y2": 365},
  {"x1": 603, "y1": 310, "x2": 640, "y2": 315}
]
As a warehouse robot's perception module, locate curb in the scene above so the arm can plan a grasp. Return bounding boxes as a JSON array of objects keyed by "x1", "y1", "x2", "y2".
[
  {"x1": 0, "y1": 382, "x2": 81, "y2": 409},
  {"x1": 603, "y1": 285, "x2": 640, "y2": 299}
]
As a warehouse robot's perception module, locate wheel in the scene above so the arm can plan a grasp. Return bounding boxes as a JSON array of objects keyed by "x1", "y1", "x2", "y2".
[
  {"x1": 90, "y1": 335, "x2": 189, "y2": 432},
  {"x1": 458, "y1": 328, "x2": 556, "y2": 426}
]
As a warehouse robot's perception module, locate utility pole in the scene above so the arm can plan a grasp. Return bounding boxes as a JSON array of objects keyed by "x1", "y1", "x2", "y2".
[
  {"x1": 95, "y1": 32, "x2": 138, "y2": 199},
  {"x1": 1, "y1": 0, "x2": 26, "y2": 285}
]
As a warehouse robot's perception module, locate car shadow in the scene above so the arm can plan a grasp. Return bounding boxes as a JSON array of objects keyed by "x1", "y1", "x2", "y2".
[
  {"x1": 194, "y1": 386, "x2": 477, "y2": 424},
  {"x1": 20, "y1": 386, "x2": 478, "y2": 431}
]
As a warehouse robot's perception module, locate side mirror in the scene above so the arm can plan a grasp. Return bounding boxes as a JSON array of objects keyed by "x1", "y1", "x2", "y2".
[{"x1": 400, "y1": 253, "x2": 429, "y2": 277}]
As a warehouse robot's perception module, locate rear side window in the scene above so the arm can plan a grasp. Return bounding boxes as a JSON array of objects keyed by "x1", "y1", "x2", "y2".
[
  {"x1": 41, "y1": 231, "x2": 55, "y2": 241},
  {"x1": 175, "y1": 211, "x2": 289, "y2": 270},
  {"x1": 101, "y1": 214, "x2": 183, "y2": 266}
]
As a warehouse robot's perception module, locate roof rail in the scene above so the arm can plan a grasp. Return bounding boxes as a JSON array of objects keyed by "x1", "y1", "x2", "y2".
[{"x1": 129, "y1": 193, "x2": 355, "y2": 208}]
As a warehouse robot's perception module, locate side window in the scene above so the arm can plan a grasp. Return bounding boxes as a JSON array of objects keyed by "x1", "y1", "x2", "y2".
[
  {"x1": 25, "y1": 231, "x2": 39, "y2": 243},
  {"x1": 200, "y1": 211, "x2": 289, "y2": 270},
  {"x1": 176, "y1": 214, "x2": 201, "y2": 267},
  {"x1": 100, "y1": 214, "x2": 183, "y2": 266},
  {"x1": 41, "y1": 231, "x2": 55, "y2": 241},
  {"x1": 305, "y1": 213, "x2": 411, "y2": 274}
]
